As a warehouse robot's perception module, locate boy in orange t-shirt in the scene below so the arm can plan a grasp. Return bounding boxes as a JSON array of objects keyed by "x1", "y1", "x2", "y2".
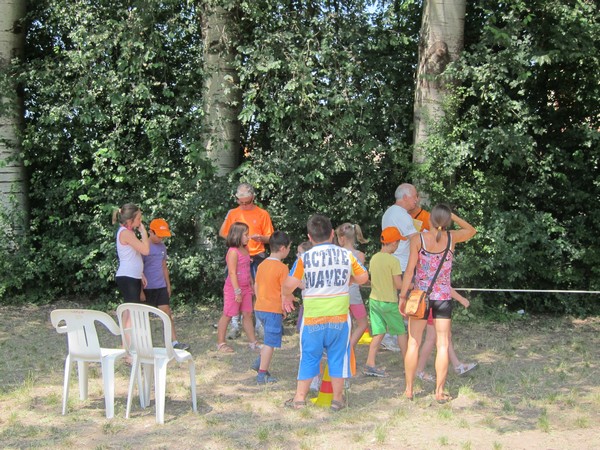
[{"x1": 251, "y1": 231, "x2": 294, "y2": 384}]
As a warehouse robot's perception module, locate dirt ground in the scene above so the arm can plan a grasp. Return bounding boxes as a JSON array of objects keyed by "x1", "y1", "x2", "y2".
[{"x1": 1, "y1": 301, "x2": 599, "y2": 449}]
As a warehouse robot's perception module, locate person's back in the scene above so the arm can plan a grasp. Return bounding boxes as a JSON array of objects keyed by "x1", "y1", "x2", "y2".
[
  {"x1": 283, "y1": 214, "x2": 368, "y2": 411},
  {"x1": 369, "y1": 251, "x2": 401, "y2": 303}
]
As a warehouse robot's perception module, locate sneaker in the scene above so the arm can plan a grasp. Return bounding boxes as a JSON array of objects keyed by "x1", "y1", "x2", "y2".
[
  {"x1": 227, "y1": 325, "x2": 241, "y2": 340},
  {"x1": 172, "y1": 341, "x2": 190, "y2": 351},
  {"x1": 381, "y1": 334, "x2": 401, "y2": 352},
  {"x1": 363, "y1": 365, "x2": 387, "y2": 378},
  {"x1": 455, "y1": 362, "x2": 478, "y2": 375},
  {"x1": 257, "y1": 372, "x2": 278, "y2": 384}
]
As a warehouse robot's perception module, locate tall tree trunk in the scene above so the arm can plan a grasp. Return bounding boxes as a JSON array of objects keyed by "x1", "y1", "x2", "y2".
[
  {"x1": 0, "y1": 0, "x2": 28, "y2": 232},
  {"x1": 201, "y1": 3, "x2": 242, "y2": 176},
  {"x1": 413, "y1": 0, "x2": 466, "y2": 164}
]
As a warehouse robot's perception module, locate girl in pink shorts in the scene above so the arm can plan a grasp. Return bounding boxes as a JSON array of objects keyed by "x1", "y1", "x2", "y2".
[
  {"x1": 216, "y1": 222, "x2": 259, "y2": 353},
  {"x1": 335, "y1": 222, "x2": 369, "y2": 350}
]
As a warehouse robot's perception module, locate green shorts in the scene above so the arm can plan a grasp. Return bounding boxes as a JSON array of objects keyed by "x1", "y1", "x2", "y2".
[{"x1": 369, "y1": 299, "x2": 406, "y2": 336}]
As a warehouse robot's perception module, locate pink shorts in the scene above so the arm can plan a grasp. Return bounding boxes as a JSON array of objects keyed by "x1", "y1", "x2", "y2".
[
  {"x1": 350, "y1": 303, "x2": 367, "y2": 320},
  {"x1": 223, "y1": 285, "x2": 253, "y2": 317}
]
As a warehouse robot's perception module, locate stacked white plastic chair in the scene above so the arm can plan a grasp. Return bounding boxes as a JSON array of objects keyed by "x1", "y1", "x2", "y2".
[
  {"x1": 50, "y1": 309, "x2": 126, "y2": 419},
  {"x1": 116, "y1": 303, "x2": 197, "y2": 424}
]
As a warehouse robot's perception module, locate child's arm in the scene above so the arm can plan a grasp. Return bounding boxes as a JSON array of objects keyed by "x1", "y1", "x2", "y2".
[
  {"x1": 451, "y1": 288, "x2": 470, "y2": 308},
  {"x1": 162, "y1": 259, "x2": 171, "y2": 297},
  {"x1": 226, "y1": 249, "x2": 242, "y2": 303},
  {"x1": 120, "y1": 226, "x2": 150, "y2": 255}
]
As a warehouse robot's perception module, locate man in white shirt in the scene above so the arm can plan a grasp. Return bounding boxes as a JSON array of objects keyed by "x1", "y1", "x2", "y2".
[{"x1": 380, "y1": 183, "x2": 419, "y2": 351}]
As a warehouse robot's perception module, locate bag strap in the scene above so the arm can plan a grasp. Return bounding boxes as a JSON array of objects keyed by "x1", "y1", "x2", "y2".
[{"x1": 425, "y1": 231, "x2": 451, "y2": 296}]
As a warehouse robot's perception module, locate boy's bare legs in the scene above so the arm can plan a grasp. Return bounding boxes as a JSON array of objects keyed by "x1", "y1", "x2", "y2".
[
  {"x1": 365, "y1": 334, "x2": 385, "y2": 367},
  {"x1": 330, "y1": 377, "x2": 345, "y2": 404},
  {"x1": 350, "y1": 316, "x2": 369, "y2": 350},
  {"x1": 404, "y1": 318, "x2": 427, "y2": 399},
  {"x1": 292, "y1": 379, "x2": 312, "y2": 403},
  {"x1": 434, "y1": 318, "x2": 451, "y2": 400},
  {"x1": 241, "y1": 310, "x2": 257, "y2": 344},
  {"x1": 259, "y1": 345, "x2": 275, "y2": 371}
]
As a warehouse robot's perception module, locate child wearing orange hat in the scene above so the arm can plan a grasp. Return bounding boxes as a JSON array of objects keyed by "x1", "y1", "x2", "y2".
[
  {"x1": 363, "y1": 227, "x2": 408, "y2": 377},
  {"x1": 142, "y1": 218, "x2": 189, "y2": 351}
]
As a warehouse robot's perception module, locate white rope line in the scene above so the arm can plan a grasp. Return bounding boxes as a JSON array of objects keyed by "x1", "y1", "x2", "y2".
[{"x1": 454, "y1": 288, "x2": 600, "y2": 294}]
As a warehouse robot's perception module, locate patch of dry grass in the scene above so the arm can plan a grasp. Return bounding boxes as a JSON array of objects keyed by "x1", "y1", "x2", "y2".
[{"x1": 0, "y1": 302, "x2": 599, "y2": 449}]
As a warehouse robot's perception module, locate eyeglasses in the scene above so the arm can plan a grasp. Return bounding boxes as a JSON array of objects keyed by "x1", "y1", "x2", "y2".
[{"x1": 237, "y1": 198, "x2": 254, "y2": 205}]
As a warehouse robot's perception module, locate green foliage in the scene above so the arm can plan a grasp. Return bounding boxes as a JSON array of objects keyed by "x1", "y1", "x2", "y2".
[
  {"x1": 0, "y1": 0, "x2": 229, "y2": 303},
  {"x1": 419, "y1": 0, "x2": 600, "y2": 314},
  {"x1": 235, "y1": 1, "x2": 421, "y2": 248}
]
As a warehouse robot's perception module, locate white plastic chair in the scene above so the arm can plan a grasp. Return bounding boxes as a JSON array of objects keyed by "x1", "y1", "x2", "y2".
[
  {"x1": 116, "y1": 303, "x2": 197, "y2": 424},
  {"x1": 50, "y1": 309, "x2": 126, "y2": 419}
]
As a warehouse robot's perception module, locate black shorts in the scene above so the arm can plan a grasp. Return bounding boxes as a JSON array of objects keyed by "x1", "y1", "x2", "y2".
[
  {"x1": 429, "y1": 299, "x2": 453, "y2": 319},
  {"x1": 143, "y1": 287, "x2": 170, "y2": 307},
  {"x1": 116, "y1": 276, "x2": 142, "y2": 302}
]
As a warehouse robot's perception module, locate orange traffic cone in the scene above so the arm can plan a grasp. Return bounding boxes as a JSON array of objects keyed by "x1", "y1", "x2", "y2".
[
  {"x1": 358, "y1": 330, "x2": 373, "y2": 345},
  {"x1": 311, "y1": 362, "x2": 333, "y2": 407}
]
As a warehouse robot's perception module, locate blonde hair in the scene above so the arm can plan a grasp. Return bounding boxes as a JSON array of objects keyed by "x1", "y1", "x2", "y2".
[
  {"x1": 430, "y1": 204, "x2": 452, "y2": 242},
  {"x1": 335, "y1": 223, "x2": 368, "y2": 245}
]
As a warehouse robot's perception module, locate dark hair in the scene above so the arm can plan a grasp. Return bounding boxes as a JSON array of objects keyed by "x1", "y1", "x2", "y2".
[
  {"x1": 112, "y1": 203, "x2": 140, "y2": 225},
  {"x1": 307, "y1": 214, "x2": 333, "y2": 243},
  {"x1": 269, "y1": 230, "x2": 290, "y2": 252},
  {"x1": 226, "y1": 222, "x2": 249, "y2": 248},
  {"x1": 430, "y1": 204, "x2": 452, "y2": 242}
]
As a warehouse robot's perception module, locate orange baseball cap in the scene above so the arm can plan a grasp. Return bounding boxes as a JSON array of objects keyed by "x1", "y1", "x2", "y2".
[
  {"x1": 380, "y1": 226, "x2": 406, "y2": 244},
  {"x1": 149, "y1": 218, "x2": 172, "y2": 237}
]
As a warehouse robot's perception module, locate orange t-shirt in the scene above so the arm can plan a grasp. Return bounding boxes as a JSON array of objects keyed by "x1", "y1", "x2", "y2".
[
  {"x1": 221, "y1": 205, "x2": 274, "y2": 256},
  {"x1": 254, "y1": 258, "x2": 289, "y2": 314},
  {"x1": 411, "y1": 208, "x2": 431, "y2": 232}
]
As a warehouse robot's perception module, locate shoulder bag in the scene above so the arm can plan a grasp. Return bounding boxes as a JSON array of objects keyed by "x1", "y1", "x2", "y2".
[{"x1": 405, "y1": 232, "x2": 451, "y2": 319}]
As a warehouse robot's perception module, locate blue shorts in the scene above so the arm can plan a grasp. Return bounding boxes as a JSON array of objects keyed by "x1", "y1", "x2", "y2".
[
  {"x1": 255, "y1": 311, "x2": 283, "y2": 348},
  {"x1": 297, "y1": 315, "x2": 352, "y2": 380}
]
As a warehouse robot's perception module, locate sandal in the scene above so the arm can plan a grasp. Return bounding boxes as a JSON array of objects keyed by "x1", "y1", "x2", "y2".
[
  {"x1": 330, "y1": 400, "x2": 346, "y2": 412},
  {"x1": 284, "y1": 398, "x2": 306, "y2": 410},
  {"x1": 417, "y1": 371, "x2": 434, "y2": 382},
  {"x1": 217, "y1": 343, "x2": 235, "y2": 353},
  {"x1": 455, "y1": 362, "x2": 478, "y2": 375}
]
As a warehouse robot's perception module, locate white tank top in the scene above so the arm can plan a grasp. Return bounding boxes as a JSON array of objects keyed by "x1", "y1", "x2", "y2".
[{"x1": 115, "y1": 227, "x2": 143, "y2": 279}]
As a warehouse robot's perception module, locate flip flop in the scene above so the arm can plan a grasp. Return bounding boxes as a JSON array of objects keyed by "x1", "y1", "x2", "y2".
[
  {"x1": 417, "y1": 371, "x2": 434, "y2": 382},
  {"x1": 284, "y1": 398, "x2": 306, "y2": 410}
]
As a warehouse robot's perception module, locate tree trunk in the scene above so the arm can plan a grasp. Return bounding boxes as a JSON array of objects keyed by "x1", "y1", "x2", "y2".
[
  {"x1": 413, "y1": 0, "x2": 466, "y2": 163},
  {"x1": 201, "y1": 3, "x2": 242, "y2": 176},
  {"x1": 0, "y1": 0, "x2": 28, "y2": 232}
]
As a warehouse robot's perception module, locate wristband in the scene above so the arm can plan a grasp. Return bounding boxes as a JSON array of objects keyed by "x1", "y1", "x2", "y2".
[{"x1": 234, "y1": 288, "x2": 242, "y2": 295}]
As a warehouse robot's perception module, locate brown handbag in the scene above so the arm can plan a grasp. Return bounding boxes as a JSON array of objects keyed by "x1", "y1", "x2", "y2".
[{"x1": 405, "y1": 232, "x2": 451, "y2": 320}]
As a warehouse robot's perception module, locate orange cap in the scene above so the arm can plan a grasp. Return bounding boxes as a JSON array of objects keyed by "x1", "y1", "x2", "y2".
[
  {"x1": 149, "y1": 218, "x2": 171, "y2": 237},
  {"x1": 380, "y1": 226, "x2": 406, "y2": 244}
]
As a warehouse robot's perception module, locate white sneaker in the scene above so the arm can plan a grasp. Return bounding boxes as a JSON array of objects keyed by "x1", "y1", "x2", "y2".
[{"x1": 381, "y1": 334, "x2": 401, "y2": 352}]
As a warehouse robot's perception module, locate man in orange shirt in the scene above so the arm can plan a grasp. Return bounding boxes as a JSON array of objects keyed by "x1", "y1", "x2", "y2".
[{"x1": 220, "y1": 183, "x2": 275, "y2": 338}]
